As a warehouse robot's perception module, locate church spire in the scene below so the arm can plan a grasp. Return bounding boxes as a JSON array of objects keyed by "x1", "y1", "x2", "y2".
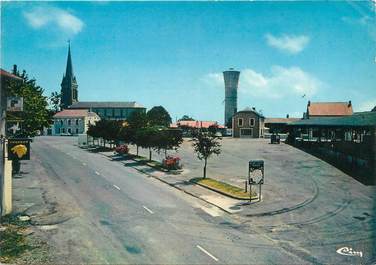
[
  {"x1": 60, "y1": 41, "x2": 78, "y2": 109},
  {"x1": 65, "y1": 40, "x2": 73, "y2": 78}
]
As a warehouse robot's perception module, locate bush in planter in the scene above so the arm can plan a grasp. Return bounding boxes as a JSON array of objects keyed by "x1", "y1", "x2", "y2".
[
  {"x1": 115, "y1": 144, "x2": 129, "y2": 155},
  {"x1": 162, "y1": 155, "x2": 182, "y2": 170}
]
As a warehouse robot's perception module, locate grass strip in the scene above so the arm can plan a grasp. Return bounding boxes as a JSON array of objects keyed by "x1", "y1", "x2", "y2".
[{"x1": 190, "y1": 177, "x2": 257, "y2": 200}]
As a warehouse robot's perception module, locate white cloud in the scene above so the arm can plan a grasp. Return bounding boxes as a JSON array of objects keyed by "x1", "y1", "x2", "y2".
[
  {"x1": 357, "y1": 99, "x2": 376, "y2": 112},
  {"x1": 203, "y1": 66, "x2": 323, "y2": 100},
  {"x1": 202, "y1": 72, "x2": 223, "y2": 87},
  {"x1": 24, "y1": 7, "x2": 84, "y2": 35},
  {"x1": 265, "y1": 33, "x2": 310, "y2": 54},
  {"x1": 240, "y1": 66, "x2": 321, "y2": 99}
]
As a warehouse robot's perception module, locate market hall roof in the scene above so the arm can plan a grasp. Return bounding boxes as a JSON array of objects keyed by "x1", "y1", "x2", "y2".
[
  {"x1": 289, "y1": 111, "x2": 376, "y2": 128},
  {"x1": 307, "y1": 101, "x2": 353, "y2": 116},
  {"x1": 68, "y1": 101, "x2": 145, "y2": 109}
]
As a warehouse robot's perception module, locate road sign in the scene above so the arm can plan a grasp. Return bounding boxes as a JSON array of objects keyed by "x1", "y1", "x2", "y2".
[
  {"x1": 7, "y1": 138, "x2": 31, "y2": 160},
  {"x1": 249, "y1": 160, "x2": 264, "y2": 185},
  {"x1": 7, "y1": 97, "x2": 23, "y2": 112}
]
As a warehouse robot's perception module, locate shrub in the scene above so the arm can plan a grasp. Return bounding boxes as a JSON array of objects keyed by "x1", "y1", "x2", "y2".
[
  {"x1": 162, "y1": 155, "x2": 182, "y2": 170},
  {"x1": 115, "y1": 144, "x2": 129, "y2": 155}
]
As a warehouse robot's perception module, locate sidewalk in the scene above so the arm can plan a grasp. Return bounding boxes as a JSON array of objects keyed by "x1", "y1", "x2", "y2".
[{"x1": 98, "y1": 151, "x2": 246, "y2": 214}]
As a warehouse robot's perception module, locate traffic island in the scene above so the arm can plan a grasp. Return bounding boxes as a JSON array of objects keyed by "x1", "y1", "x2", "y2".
[{"x1": 190, "y1": 178, "x2": 258, "y2": 200}]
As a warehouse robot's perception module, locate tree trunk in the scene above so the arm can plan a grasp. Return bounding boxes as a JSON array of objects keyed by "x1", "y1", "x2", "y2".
[
  {"x1": 136, "y1": 145, "x2": 139, "y2": 156},
  {"x1": 149, "y1": 149, "x2": 152, "y2": 161},
  {"x1": 203, "y1": 158, "x2": 207, "y2": 178}
]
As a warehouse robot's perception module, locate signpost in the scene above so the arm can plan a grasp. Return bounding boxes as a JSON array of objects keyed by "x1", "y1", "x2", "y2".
[
  {"x1": 248, "y1": 160, "x2": 264, "y2": 202},
  {"x1": 7, "y1": 138, "x2": 31, "y2": 161}
]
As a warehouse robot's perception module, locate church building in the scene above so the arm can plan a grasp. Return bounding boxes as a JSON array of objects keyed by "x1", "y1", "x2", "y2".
[{"x1": 59, "y1": 44, "x2": 145, "y2": 120}]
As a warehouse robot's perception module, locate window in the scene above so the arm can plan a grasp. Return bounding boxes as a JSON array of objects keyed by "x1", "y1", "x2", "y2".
[
  {"x1": 250, "y1": 118, "x2": 255, "y2": 127},
  {"x1": 68, "y1": 128, "x2": 71, "y2": 134},
  {"x1": 76, "y1": 119, "x2": 79, "y2": 125},
  {"x1": 60, "y1": 120, "x2": 63, "y2": 126},
  {"x1": 62, "y1": 128, "x2": 65, "y2": 133},
  {"x1": 238, "y1": 118, "x2": 243, "y2": 127},
  {"x1": 76, "y1": 128, "x2": 79, "y2": 134},
  {"x1": 106, "y1": 108, "x2": 113, "y2": 117},
  {"x1": 114, "y1": 108, "x2": 121, "y2": 117},
  {"x1": 58, "y1": 128, "x2": 60, "y2": 133},
  {"x1": 97, "y1": 109, "x2": 105, "y2": 117},
  {"x1": 68, "y1": 119, "x2": 71, "y2": 125}
]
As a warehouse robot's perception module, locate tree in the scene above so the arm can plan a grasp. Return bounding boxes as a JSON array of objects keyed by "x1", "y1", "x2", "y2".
[
  {"x1": 136, "y1": 127, "x2": 159, "y2": 161},
  {"x1": 154, "y1": 129, "x2": 183, "y2": 157},
  {"x1": 208, "y1": 124, "x2": 219, "y2": 134},
  {"x1": 191, "y1": 131, "x2": 221, "y2": 178},
  {"x1": 178, "y1": 115, "x2": 194, "y2": 121},
  {"x1": 147, "y1": 106, "x2": 172, "y2": 127},
  {"x1": 49, "y1": 91, "x2": 61, "y2": 113},
  {"x1": 125, "y1": 111, "x2": 148, "y2": 155},
  {"x1": 6, "y1": 70, "x2": 50, "y2": 137}
]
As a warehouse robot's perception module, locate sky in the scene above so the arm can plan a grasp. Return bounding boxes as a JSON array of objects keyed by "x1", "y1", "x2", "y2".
[{"x1": 2, "y1": 1, "x2": 376, "y2": 123}]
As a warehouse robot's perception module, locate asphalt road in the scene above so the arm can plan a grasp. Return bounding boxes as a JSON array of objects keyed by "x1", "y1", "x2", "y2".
[
  {"x1": 26, "y1": 136, "x2": 376, "y2": 264},
  {"x1": 30, "y1": 136, "x2": 312, "y2": 264}
]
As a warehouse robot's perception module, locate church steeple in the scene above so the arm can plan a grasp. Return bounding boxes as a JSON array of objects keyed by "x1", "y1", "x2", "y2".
[
  {"x1": 61, "y1": 41, "x2": 78, "y2": 109},
  {"x1": 65, "y1": 42, "x2": 73, "y2": 78}
]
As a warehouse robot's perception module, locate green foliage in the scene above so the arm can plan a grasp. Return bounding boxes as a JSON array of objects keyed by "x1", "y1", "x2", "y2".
[
  {"x1": 48, "y1": 91, "x2": 61, "y2": 113},
  {"x1": 6, "y1": 70, "x2": 50, "y2": 137},
  {"x1": 178, "y1": 115, "x2": 195, "y2": 121},
  {"x1": 147, "y1": 106, "x2": 172, "y2": 127},
  {"x1": 191, "y1": 131, "x2": 221, "y2": 178}
]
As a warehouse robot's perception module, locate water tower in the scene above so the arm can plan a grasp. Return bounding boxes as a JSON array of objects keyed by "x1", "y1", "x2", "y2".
[{"x1": 223, "y1": 68, "x2": 240, "y2": 127}]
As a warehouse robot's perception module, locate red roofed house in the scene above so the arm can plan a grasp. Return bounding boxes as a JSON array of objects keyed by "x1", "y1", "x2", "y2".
[
  {"x1": 305, "y1": 101, "x2": 353, "y2": 119},
  {"x1": 53, "y1": 109, "x2": 100, "y2": 135},
  {"x1": 170, "y1": 120, "x2": 225, "y2": 136}
]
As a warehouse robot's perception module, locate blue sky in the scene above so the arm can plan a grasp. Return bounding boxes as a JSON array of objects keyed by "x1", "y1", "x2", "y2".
[{"x1": 2, "y1": 1, "x2": 376, "y2": 123}]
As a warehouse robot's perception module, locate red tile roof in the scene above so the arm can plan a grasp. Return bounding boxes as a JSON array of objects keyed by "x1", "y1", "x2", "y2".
[
  {"x1": 171, "y1": 120, "x2": 225, "y2": 129},
  {"x1": 308, "y1": 102, "x2": 353, "y2": 117},
  {"x1": 265, "y1": 118, "x2": 301, "y2": 124},
  {"x1": 0, "y1": 69, "x2": 23, "y2": 80},
  {"x1": 53, "y1": 109, "x2": 97, "y2": 118}
]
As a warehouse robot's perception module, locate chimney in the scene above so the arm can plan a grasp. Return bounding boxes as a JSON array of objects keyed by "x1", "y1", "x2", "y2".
[
  {"x1": 286, "y1": 114, "x2": 289, "y2": 118},
  {"x1": 12, "y1": 65, "x2": 18, "y2": 75},
  {"x1": 308, "y1": 100, "x2": 311, "y2": 106},
  {"x1": 348, "y1": 100, "x2": 352, "y2": 107}
]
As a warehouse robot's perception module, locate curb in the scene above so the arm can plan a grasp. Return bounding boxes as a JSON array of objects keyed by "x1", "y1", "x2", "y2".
[
  {"x1": 192, "y1": 181, "x2": 258, "y2": 201},
  {"x1": 98, "y1": 152, "x2": 235, "y2": 214}
]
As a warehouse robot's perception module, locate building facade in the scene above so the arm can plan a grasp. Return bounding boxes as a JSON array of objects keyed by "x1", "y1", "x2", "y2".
[
  {"x1": 232, "y1": 108, "x2": 265, "y2": 138},
  {"x1": 60, "y1": 44, "x2": 78, "y2": 109},
  {"x1": 0, "y1": 67, "x2": 23, "y2": 137},
  {"x1": 68, "y1": 101, "x2": 145, "y2": 120},
  {"x1": 288, "y1": 111, "x2": 376, "y2": 184},
  {"x1": 53, "y1": 109, "x2": 100, "y2": 135}
]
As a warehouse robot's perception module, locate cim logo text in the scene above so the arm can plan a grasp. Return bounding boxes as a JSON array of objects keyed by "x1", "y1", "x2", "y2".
[{"x1": 336, "y1": 247, "x2": 363, "y2": 258}]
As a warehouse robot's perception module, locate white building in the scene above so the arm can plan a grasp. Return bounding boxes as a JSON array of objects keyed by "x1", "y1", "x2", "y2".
[{"x1": 52, "y1": 109, "x2": 100, "y2": 135}]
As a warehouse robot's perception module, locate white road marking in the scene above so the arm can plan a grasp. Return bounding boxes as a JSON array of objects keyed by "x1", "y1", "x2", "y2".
[
  {"x1": 95, "y1": 171, "x2": 100, "y2": 175},
  {"x1": 113, "y1": 184, "x2": 121, "y2": 191},
  {"x1": 82, "y1": 162, "x2": 87, "y2": 166},
  {"x1": 142, "y1": 206, "x2": 154, "y2": 214},
  {"x1": 196, "y1": 245, "x2": 219, "y2": 262}
]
